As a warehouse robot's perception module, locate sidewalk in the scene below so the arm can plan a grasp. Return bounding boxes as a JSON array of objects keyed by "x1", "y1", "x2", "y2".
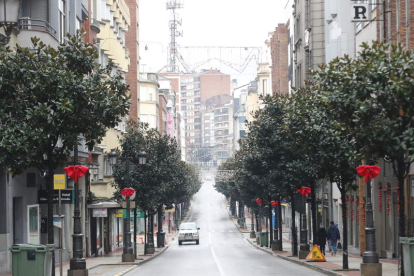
[{"x1": 231, "y1": 210, "x2": 400, "y2": 276}]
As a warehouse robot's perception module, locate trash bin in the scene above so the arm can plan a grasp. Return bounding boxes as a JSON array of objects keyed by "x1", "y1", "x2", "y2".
[
  {"x1": 260, "y1": 232, "x2": 269, "y2": 247},
  {"x1": 10, "y1": 244, "x2": 54, "y2": 276},
  {"x1": 400, "y1": 237, "x2": 414, "y2": 276},
  {"x1": 157, "y1": 232, "x2": 166, "y2": 248}
]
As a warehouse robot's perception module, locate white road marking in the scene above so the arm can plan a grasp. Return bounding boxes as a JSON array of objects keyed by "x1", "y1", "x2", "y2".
[{"x1": 210, "y1": 245, "x2": 226, "y2": 276}]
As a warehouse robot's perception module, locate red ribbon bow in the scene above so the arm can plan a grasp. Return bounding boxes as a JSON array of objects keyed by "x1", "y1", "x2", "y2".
[
  {"x1": 64, "y1": 165, "x2": 89, "y2": 183},
  {"x1": 356, "y1": 165, "x2": 381, "y2": 183},
  {"x1": 271, "y1": 200, "x2": 279, "y2": 208},
  {"x1": 255, "y1": 198, "x2": 262, "y2": 205},
  {"x1": 121, "y1": 188, "x2": 136, "y2": 198},
  {"x1": 297, "y1": 187, "x2": 311, "y2": 196}
]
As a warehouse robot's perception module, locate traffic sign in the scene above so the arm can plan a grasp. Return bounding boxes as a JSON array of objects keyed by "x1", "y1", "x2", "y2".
[{"x1": 306, "y1": 245, "x2": 326, "y2": 262}]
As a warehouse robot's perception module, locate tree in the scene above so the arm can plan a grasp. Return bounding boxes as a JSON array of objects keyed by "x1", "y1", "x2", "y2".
[
  {"x1": 315, "y1": 42, "x2": 414, "y2": 272},
  {"x1": 112, "y1": 121, "x2": 201, "y2": 249},
  {"x1": 0, "y1": 32, "x2": 130, "y2": 256}
]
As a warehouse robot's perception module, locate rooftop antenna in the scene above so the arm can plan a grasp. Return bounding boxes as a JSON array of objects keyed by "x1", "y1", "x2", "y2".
[{"x1": 166, "y1": 0, "x2": 183, "y2": 72}]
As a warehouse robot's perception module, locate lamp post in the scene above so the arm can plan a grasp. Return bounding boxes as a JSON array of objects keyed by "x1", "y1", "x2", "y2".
[
  {"x1": 109, "y1": 149, "x2": 147, "y2": 262},
  {"x1": 0, "y1": 0, "x2": 20, "y2": 45},
  {"x1": 68, "y1": 147, "x2": 88, "y2": 276}
]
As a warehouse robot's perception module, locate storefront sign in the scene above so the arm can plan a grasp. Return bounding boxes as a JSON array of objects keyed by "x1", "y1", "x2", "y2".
[
  {"x1": 123, "y1": 209, "x2": 145, "y2": 218},
  {"x1": 93, "y1": 208, "x2": 108, "y2": 217},
  {"x1": 351, "y1": 4, "x2": 369, "y2": 22},
  {"x1": 167, "y1": 113, "x2": 174, "y2": 137},
  {"x1": 53, "y1": 174, "x2": 66, "y2": 190},
  {"x1": 38, "y1": 190, "x2": 74, "y2": 204},
  {"x1": 115, "y1": 209, "x2": 124, "y2": 218}
]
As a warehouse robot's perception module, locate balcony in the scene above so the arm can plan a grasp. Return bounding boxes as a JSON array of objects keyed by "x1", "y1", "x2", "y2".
[
  {"x1": 91, "y1": 18, "x2": 101, "y2": 33},
  {"x1": 19, "y1": 17, "x2": 58, "y2": 41}
]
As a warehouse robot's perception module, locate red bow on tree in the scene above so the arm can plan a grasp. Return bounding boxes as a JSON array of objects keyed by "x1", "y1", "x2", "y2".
[
  {"x1": 271, "y1": 200, "x2": 279, "y2": 208},
  {"x1": 121, "y1": 188, "x2": 136, "y2": 199},
  {"x1": 297, "y1": 187, "x2": 311, "y2": 196},
  {"x1": 356, "y1": 165, "x2": 381, "y2": 183},
  {"x1": 255, "y1": 198, "x2": 262, "y2": 205},
  {"x1": 64, "y1": 165, "x2": 89, "y2": 183}
]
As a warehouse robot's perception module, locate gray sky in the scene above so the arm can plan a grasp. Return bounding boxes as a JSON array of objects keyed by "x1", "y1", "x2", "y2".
[{"x1": 139, "y1": 0, "x2": 288, "y2": 85}]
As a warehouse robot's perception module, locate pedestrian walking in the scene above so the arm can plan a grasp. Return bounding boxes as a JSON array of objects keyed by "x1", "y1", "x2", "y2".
[
  {"x1": 316, "y1": 223, "x2": 327, "y2": 255},
  {"x1": 327, "y1": 221, "x2": 340, "y2": 256}
]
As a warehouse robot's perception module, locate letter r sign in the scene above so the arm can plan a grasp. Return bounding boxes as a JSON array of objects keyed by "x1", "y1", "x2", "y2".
[{"x1": 352, "y1": 4, "x2": 369, "y2": 22}]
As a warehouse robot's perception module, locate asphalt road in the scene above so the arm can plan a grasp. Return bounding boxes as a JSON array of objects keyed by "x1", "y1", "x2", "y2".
[{"x1": 125, "y1": 177, "x2": 324, "y2": 276}]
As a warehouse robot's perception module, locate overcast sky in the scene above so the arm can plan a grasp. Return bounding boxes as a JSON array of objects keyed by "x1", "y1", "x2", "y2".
[{"x1": 139, "y1": 0, "x2": 288, "y2": 85}]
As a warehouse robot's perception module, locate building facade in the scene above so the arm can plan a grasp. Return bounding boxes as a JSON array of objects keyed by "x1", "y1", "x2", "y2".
[
  {"x1": 293, "y1": 0, "x2": 325, "y2": 88},
  {"x1": 270, "y1": 24, "x2": 289, "y2": 95}
]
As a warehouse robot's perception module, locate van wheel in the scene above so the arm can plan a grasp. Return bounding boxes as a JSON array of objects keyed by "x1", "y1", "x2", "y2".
[
  {"x1": 179, "y1": 241, "x2": 182, "y2": 245},
  {"x1": 196, "y1": 240, "x2": 199, "y2": 245}
]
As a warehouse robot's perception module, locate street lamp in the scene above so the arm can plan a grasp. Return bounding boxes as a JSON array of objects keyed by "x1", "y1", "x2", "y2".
[
  {"x1": 0, "y1": 0, "x2": 20, "y2": 45},
  {"x1": 119, "y1": 149, "x2": 147, "y2": 262}
]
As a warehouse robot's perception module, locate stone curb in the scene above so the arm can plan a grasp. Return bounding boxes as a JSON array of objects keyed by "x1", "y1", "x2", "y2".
[
  {"x1": 244, "y1": 238, "x2": 342, "y2": 276},
  {"x1": 86, "y1": 245, "x2": 170, "y2": 273}
]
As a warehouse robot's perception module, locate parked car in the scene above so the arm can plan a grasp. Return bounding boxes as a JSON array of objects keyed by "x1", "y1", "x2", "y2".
[{"x1": 178, "y1": 222, "x2": 200, "y2": 245}]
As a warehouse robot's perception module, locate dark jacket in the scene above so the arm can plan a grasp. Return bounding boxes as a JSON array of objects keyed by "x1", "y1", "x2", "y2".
[
  {"x1": 317, "y1": 228, "x2": 327, "y2": 246},
  {"x1": 327, "y1": 224, "x2": 340, "y2": 240}
]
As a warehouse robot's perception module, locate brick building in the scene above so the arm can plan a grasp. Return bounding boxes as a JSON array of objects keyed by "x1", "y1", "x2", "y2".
[
  {"x1": 126, "y1": 0, "x2": 139, "y2": 122},
  {"x1": 378, "y1": 0, "x2": 414, "y2": 48},
  {"x1": 270, "y1": 24, "x2": 289, "y2": 95}
]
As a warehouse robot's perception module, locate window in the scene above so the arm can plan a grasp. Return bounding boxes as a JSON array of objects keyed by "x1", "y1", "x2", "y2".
[
  {"x1": 76, "y1": 17, "x2": 81, "y2": 31},
  {"x1": 263, "y1": 79, "x2": 267, "y2": 95},
  {"x1": 28, "y1": 205, "x2": 40, "y2": 244},
  {"x1": 92, "y1": 168, "x2": 99, "y2": 181},
  {"x1": 59, "y1": 0, "x2": 66, "y2": 42},
  {"x1": 104, "y1": 158, "x2": 113, "y2": 175},
  {"x1": 110, "y1": 11, "x2": 114, "y2": 26}
]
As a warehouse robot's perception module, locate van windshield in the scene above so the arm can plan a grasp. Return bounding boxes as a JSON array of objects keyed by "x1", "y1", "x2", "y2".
[{"x1": 180, "y1": 223, "x2": 197, "y2": 230}]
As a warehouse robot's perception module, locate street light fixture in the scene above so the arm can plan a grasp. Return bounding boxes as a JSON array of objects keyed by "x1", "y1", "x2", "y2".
[
  {"x1": 138, "y1": 150, "x2": 147, "y2": 165},
  {"x1": 0, "y1": 0, "x2": 20, "y2": 45}
]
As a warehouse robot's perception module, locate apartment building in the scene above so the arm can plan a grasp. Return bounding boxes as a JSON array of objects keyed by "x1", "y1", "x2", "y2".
[
  {"x1": 181, "y1": 70, "x2": 230, "y2": 162},
  {"x1": 139, "y1": 73, "x2": 160, "y2": 130},
  {"x1": 199, "y1": 95, "x2": 234, "y2": 167},
  {"x1": 0, "y1": 1, "x2": 91, "y2": 273}
]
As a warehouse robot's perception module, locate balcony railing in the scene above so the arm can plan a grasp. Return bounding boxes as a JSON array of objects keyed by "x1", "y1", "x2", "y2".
[{"x1": 19, "y1": 17, "x2": 58, "y2": 40}]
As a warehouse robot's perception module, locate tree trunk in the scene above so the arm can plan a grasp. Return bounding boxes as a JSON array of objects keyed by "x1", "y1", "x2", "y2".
[
  {"x1": 340, "y1": 188, "x2": 349, "y2": 269},
  {"x1": 278, "y1": 199, "x2": 283, "y2": 251},
  {"x1": 144, "y1": 212, "x2": 147, "y2": 255},
  {"x1": 255, "y1": 210, "x2": 259, "y2": 232},
  {"x1": 157, "y1": 204, "x2": 163, "y2": 234},
  {"x1": 46, "y1": 167, "x2": 55, "y2": 276},
  {"x1": 396, "y1": 158, "x2": 406, "y2": 276},
  {"x1": 269, "y1": 202, "x2": 273, "y2": 247},
  {"x1": 310, "y1": 180, "x2": 317, "y2": 245},
  {"x1": 291, "y1": 193, "x2": 298, "y2": 256}
]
